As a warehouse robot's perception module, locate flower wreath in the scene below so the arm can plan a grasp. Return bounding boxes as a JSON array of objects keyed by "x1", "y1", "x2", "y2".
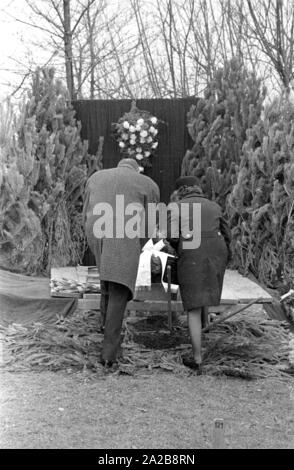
[{"x1": 112, "y1": 102, "x2": 161, "y2": 171}]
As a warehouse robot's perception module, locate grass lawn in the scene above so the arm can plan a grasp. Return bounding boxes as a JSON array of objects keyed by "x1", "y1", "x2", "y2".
[{"x1": 1, "y1": 370, "x2": 294, "y2": 449}]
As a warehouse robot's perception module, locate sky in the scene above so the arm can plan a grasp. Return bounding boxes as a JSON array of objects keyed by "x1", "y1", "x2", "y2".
[
  {"x1": 0, "y1": 0, "x2": 283, "y2": 102},
  {"x1": 0, "y1": 0, "x2": 34, "y2": 96},
  {"x1": 0, "y1": 0, "x2": 133, "y2": 99},
  {"x1": 0, "y1": 0, "x2": 72, "y2": 99}
]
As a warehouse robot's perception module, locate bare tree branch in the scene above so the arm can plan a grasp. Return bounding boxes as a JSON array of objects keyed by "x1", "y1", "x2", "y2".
[{"x1": 71, "y1": 0, "x2": 97, "y2": 35}]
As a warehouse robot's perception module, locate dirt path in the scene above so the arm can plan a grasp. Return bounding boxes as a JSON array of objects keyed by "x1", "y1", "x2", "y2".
[{"x1": 1, "y1": 370, "x2": 294, "y2": 449}]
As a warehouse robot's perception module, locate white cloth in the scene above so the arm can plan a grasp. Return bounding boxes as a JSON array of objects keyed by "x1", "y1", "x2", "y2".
[{"x1": 135, "y1": 239, "x2": 178, "y2": 293}]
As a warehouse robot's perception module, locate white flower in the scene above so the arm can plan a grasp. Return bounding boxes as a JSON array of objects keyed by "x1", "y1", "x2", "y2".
[
  {"x1": 140, "y1": 130, "x2": 148, "y2": 138},
  {"x1": 130, "y1": 134, "x2": 136, "y2": 144},
  {"x1": 119, "y1": 142, "x2": 126, "y2": 148},
  {"x1": 136, "y1": 154, "x2": 144, "y2": 160},
  {"x1": 147, "y1": 136, "x2": 153, "y2": 143},
  {"x1": 140, "y1": 138, "x2": 146, "y2": 144},
  {"x1": 136, "y1": 147, "x2": 142, "y2": 153},
  {"x1": 153, "y1": 129, "x2": 158, "y2": 136},
  {"x1": 136, "y1": 124, "x2": 142, "y2": 131},
  {"x1": 139, "y1": 166, "x2": 144, "y2": 173},
  {"x1": 152, "y1": 142, "x2": 158, "y2": 149},
  {"x1": 145, "y1": 151, "x2": 151, "y2": 157},
  {"x1": 150, "y1": 126, "x2": 158, "y2": 134},
  {"x1": 137, "y1": 118, "x2": 144, "y2": 126},
  {"x1": 122, "y1": 133, "x2": 129, "y2": 140},
  {"x1": 129, "y1": 125, "x2": 136, "y2": 133},
  {"x1": 150, "y1": 117, "x2": 158, "y2": 125},
  {"x1": 123, "y1": 121, "x2": 130, "y2": 129}
]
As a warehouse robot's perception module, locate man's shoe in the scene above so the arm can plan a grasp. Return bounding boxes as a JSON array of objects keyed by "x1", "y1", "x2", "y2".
[
  {"x1": 182, "y1": 358, "x2": 202, "y2": 375},
  {"x1": 100, "y1": 358, "x2": 115, "y2": 368}
]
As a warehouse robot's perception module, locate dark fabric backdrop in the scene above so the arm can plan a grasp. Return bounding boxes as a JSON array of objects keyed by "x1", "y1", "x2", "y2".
[
  {"x1": 72, "y1": 98, "x2": 197, "y2": 265},
  {"x1": 73, "y1": 98, "x2": 197, "y2": 203}
]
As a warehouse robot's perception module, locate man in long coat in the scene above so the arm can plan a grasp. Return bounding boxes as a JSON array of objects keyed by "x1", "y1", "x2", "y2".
[{"x1": 83, "y1": 158, "x2": 160, "y2": 366}]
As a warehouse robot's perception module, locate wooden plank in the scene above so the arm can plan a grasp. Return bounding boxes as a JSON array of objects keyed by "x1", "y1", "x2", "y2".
[
  {"x1": 78, "y1": 298, "x2": 185, "y2": 312},
  {"x1": 51, "y1": 267, "x2": 81, "y2": 282},
  {"x1": 78, "y1": 299, "x2": 240, "y2": 313},
  {"x1": 202, "y1": 299, "x2": 263, "y2": 333},
  {"x1": 78, "y1": 295, "x2": 267, "y2": 309},
  {"x1": 241, "y1": 297, "x2": 272, "y2": 304},
  {"x1": 51, "y1": 292, "x2": 82, "y2": 299},
  {"x1": 221, "y1": 270, "x2": 272, "y2": 302},
  {"x1": 78, "y1": 296, "x2": 272, "y2": 313}
]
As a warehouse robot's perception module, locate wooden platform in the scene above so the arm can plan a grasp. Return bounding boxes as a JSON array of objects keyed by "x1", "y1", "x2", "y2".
[
  {"x1": 51, "y1": 266, "x2": 95, "y2": 285},
  {"x1": 50, "y1": 267, "x2": 273, "y2": 313},
  {"x1": 75, "y1": 269, "x2": 273, "y2": 312},
  {"x1": 50, "y1": 267, "x2": 273, "y2": 332},
  {"x1": 221, "y1": 270, "x2": 272, "y2": 303},
  {"x1": 50, "y1": 266, "x2": 99, "y2": 298}
]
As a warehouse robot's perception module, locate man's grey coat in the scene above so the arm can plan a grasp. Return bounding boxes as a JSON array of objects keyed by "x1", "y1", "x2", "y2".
[{"x1": 83, "y1": 160, "x2": 160, "y2": 299}]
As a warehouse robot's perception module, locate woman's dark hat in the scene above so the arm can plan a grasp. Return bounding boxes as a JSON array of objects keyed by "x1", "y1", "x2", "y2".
[{"x1": 175, "y1": 176, "x2": 199, "y2": 190}]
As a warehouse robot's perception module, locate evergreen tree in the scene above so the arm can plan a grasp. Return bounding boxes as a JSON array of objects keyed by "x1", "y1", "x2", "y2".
[
  {"x1": 228, "y1": 98, "x2": 294, "y2": 289},
  {"x1": 182, "y1": 58, "x2": 266, "y2": 209},
  {"x1": 0, "y1": 68, "x2": 90, "y2": 274}
]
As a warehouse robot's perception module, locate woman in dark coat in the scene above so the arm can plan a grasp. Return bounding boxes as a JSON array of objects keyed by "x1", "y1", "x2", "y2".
[{"x1": 166, "y1": 176, "x2": 232, "y2": 373}]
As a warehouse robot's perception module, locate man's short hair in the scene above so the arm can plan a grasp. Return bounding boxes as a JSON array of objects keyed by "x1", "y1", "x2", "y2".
[{"x1": 117, "y1": 158, "x2": 140, "y2": 172}]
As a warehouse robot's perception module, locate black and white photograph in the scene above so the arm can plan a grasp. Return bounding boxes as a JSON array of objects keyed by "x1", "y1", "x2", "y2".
[{"x1": 0, "y1": 0, "x2": 294, "y2": 453}]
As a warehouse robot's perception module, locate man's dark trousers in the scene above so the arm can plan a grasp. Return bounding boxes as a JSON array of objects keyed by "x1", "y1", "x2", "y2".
[{"x1": 100, "y1": 280, "x2": 130, "y2": 362}]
